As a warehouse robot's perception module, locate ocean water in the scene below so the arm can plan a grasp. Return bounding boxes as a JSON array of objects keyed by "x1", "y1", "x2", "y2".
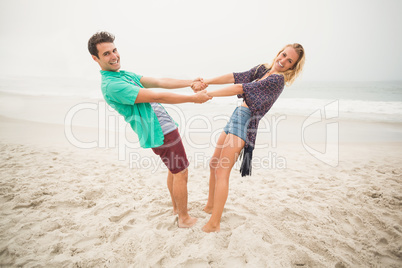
[
  {"x1": 201, "y1": 81, "x2": 402, "y2": 123},
  {"x1": 0, "y1": 76, "x2": 401, "y2": 123},
  {"x1": 275, "y1": 81, "x2": 402, "y2": 122}
]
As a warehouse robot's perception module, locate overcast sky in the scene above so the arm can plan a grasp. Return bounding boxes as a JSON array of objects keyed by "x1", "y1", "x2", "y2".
[{"x1": 0, "y1": 0, "x2": 401, "y2": 82}]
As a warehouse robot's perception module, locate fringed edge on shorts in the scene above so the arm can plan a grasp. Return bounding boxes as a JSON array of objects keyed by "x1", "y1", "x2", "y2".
[{"x1": 239, "y1": 145, "x2": 254, "y2": 177}]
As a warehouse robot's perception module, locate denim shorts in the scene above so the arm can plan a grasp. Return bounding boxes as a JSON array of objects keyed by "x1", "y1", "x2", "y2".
[{"x1": 223, "y1": 106, "x2": 251, "y2": 142}]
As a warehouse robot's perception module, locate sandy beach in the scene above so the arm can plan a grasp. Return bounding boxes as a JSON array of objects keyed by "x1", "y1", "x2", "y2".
[{"x1": 1, "y1": 92, "x2": 402, "y2": 267}]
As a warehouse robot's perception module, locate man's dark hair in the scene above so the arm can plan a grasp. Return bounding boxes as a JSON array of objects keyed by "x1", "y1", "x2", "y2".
[{"x1": 88, "y1": 31, "x2": 115, "y2": 58}]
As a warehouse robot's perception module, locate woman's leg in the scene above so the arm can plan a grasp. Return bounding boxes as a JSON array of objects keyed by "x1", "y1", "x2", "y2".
[
  {"x1": 202, "y1": 134, "x2": 245, "y2": 233},
  {"x1": 204, "y1": 131, "x2": 228, "y2": 213}
]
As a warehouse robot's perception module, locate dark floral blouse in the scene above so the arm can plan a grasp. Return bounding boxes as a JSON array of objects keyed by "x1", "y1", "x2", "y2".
[{"x1": 234, "y1": 64, "x2": 285, "y2": 150}]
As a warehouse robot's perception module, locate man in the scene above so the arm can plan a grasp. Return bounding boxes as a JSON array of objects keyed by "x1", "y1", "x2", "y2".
[{"x1": 88, "y1": 31, "x2": 210, "y2": 228}]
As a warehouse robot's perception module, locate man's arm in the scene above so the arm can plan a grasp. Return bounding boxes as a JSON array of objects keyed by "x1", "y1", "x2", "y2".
[
  {"x1": 135, "y1": 88, "x2": 211, "y2": 104},
  {"x1": 140, "y1": 76, "x2": 202, "y2": 89}
]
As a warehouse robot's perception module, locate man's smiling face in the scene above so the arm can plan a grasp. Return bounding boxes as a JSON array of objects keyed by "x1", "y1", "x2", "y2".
[{"x1": 92, "y1": 42, "x2": 120, "y2": 72}]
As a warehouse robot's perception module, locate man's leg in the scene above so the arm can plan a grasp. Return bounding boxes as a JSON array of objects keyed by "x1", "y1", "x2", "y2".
[
  {"x1": 167, "y1": 171, "x2": 178, "y2": 215},
  {"x1": 172, "y1": 168, "x2": 197, "y2": 228},
  {"x1": 152, "y1": 129, "x2": 197, "y2": 228}
]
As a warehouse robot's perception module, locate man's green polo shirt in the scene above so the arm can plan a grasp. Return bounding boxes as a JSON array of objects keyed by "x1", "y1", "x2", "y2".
[{"x1": 100, "y1": 70, "x2": 164, "y2": 148}]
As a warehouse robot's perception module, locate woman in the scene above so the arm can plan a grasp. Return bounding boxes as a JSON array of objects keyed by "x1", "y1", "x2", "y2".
[{"x1": 192, "y1": 43, "x2": 305, "y2": 232}]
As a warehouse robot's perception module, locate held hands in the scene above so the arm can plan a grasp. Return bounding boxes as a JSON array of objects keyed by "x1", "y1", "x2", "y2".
[
  {"x1": 193, "y1": 90, "x2": 212, "y2": 103},
  {"x1": 191, "y1": 77, "x2": 212, "y2": 103},
  {"x1": 191, "y1": 77, "x2": 208, "y2": 92}
]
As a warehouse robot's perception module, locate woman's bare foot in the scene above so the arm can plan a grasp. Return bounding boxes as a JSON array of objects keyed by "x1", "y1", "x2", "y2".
[
  {"x1": 202, "y1": 222, "x2": 220, "y2": 233},
  {"x1": 203, "y1": 206, "x2": 213, "y2": 214},
  {"x1": 178, "y1": 216, "x2": 198, "y2": 228}
]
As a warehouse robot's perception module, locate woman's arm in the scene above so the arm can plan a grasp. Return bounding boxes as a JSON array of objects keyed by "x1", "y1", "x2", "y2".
[
  {"x1": 192, "y1": 73, "x2": 234, "y2": 92},
  {"x1": 207, "y1": 84, "x2": 243, "y2": 97},
  {"x1": 204, "y1": 73, "x2": 235, "y2": 85}
]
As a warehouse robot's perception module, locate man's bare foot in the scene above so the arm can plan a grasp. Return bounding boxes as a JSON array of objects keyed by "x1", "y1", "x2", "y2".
[
  {"x1": 203, "y1": 206, "x2": 213, "y2": 214},
  {"x1": 178, "y1": 216, "x2": 197, "y2": 228},
  {"x1": 202, "y1": 222, "x2": 220, "y2": 233}
]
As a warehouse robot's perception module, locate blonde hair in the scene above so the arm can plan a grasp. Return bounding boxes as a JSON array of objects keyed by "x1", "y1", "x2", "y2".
[{"x1": 266, "y1": 43, "x2": 305, "y2": 86}]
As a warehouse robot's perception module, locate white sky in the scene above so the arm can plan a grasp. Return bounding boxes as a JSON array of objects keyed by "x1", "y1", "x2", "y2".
[{"x1": 0, "y1": 0, "x2": 401, "y2": 82}]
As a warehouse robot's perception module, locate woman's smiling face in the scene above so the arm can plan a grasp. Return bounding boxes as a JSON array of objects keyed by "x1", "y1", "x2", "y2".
[{"x1": 271, "y1": 46, "x2": 299, "y2": 73}]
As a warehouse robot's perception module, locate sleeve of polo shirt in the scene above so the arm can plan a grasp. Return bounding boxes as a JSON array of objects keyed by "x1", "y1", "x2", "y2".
[
  {"x1": 106, "y1": 80, "x2": 140, "y2": 105},
  {"x1": 233, "y1": 65, "x2": 260, "y2": 84}
]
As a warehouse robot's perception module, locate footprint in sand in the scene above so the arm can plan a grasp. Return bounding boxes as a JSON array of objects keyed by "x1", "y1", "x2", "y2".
[
  {"x1": 123, "y1": 218, "x2": 136, "y2": 231},
  {"x1": 93, "y1": 202, "x2": 121, "y2": 216},
  {"x1": 377, "y1": 237, "x2": 388, "y2": 246},
  {"x1": 83, "y1": 189, "x2": 104, "y2": 200},
  {"x1": 224, "y1": 213, "x2": 247, "y2": 229},
  {"x1": 334, "y1": 261, "x2": 347, "y2": 268},
  {"x1": 41, "y1": 221, "x2": 61, "y2": 232},
  {"x1": 262, "y1": 233, "x2": 273, "y2": 243},
  {"x1": 13, "y1": 198, "x2": 44, "y2": 209},
  {"x1": 13, "y1": 203, "x2": 33, "y2": 209},
  {"x1": 147, "y1": 209, "x2": 170, "y2": 221},
  {"x1": 109, "y1": 209, "x2": 133, "y2": 223},
  {"x1": 178, "y1": 258, "x2": 207, "y2": 267},
  {"x1": 50, "y1": 242, "x2": 66, "y2": 255},
  {"x1": 155, "y1": 217, "x2": 177, "y2": 231},
  {"x1": 290, "y1": 253, "x2": 313, "y2": 268}
]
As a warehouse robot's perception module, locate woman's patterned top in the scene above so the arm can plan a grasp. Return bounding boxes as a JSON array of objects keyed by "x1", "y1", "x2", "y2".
[{"x1": 234, "y1": 64, "x2": 285, "y2": 149}]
